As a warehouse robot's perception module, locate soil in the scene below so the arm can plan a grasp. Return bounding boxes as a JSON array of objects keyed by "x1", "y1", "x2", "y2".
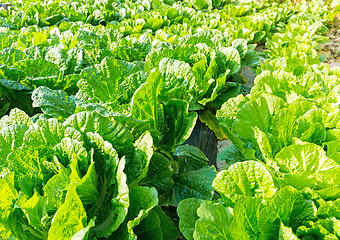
[{"x1": 318, "y1": 17, "x2": 340, "y2": 68}]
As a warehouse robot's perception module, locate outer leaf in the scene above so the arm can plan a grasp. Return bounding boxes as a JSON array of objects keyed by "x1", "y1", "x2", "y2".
[
  {"x1": 161, "y1": 99, "x2": 198, "y2": 149},
  {"x1": 174, "y1": 145, "x2": 209, "y2": 172},
  {"x1": 274, "y1": 143, "x2": 340, "y2": 189},
  {"x1": 0, "y1": 172, "x2": 17, "y2": 225},
  {"x1": 78, "y1": 57, "x2": 142, "y2": 103},
  {"x1": 0, "y1": 108, "x2": 33, "y2": 130},
  {"x1": 32, "y1": 86, "x2": 76, "y2": 120},
  {"x1": 0, "y1": 124, "x2": 28, "y2": 162},
  {"x1": 126, "y1": 131, "x2": 153, "y2": 187},
  {"x1": 234, "y1": 95, "x2": 284, "y2": 140},
  {"x1": 131, "y1": 69, "x2": 165, "y2": 133},
  {"x1": 212, "y1": 161, "x2": 276, "y2": 203},
  {"x1": 141, "y1": 151, "x2": 174, "y2": 198},
  {"x1": 133, "y1": 210, "x2": 163, "y2": 240},
  {"x1": 54, "y1": 137, "x2": 89, "y2": 172},
  {"x1": 76, "y1": 163, "x2": 99, "y2": 205},
  {"x1": 48, "y1": 185, "x2": 87, "y2": 240},
  {"x1": 6, "y1": 146, "x2": 45, "y2": 185},
  {"x1": 171, "y1": 166, "x2": 216, "y2": 205},
  {"x1": 231, "y1": 197, "x2": 264, "y2": 240},
  {"x1": 44, "y1": 168, "x2": 71, "y2": 213},
  {"x1": 92, "y1": 157, "x2": 129, "y2": 238},
  {"x1": 126, "y1": 186, "x2": 159, "y2": 238},
  {"x1": 269, "y1": 186, "x2": 317, "y2": 231},
  {"x1": 219, "y1": 46, "x2": 241, "y2": 75},
  {"x1": 194, "y1": 202, "x2": 234, "y2": 240},
  {"x1": 20, "y1": 192, "x2": 47, "y2": 236},
  {"x1": 177, "y1": 198, "x2": 205, "y2": 240},
  {"x1": 198, "y1": 110, "x2": 227, "y2": 140},
  {"x1": 153, "y1": 205, "x2": 179, "y2": 240},
  {"x1": 13, "y1": 59, "x2": 60, "y2": 78},
  {"x1": 0, "y1": 48, "x2": 27, "y2": 66},
  {"x1": 317, "y1": 198, "x2": 340, "y2": 219},
  {"x1": 64, "y1": 111, "x2": 134, "y2": 156},
  {"x1": 24, "y1": 118, "x2": 82, "y2": 148}
]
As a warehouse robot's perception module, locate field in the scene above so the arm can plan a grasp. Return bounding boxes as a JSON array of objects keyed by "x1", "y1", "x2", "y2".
[{"x1": 0, "y1": 0, "x2": 339, "y2": 239}]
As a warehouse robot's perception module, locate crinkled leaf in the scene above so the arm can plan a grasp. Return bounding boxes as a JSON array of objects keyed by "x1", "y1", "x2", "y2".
[
  {"x1": 32, "y1": 86, "x2": 76, "y2": 120},
  {"x1": 126, "y1": 131, "x2": 153, "y2": 187},
  {"x1": 13, "y1": 59, "x2": 60, "y2": 78},
  {"x1": 64, "y1": 111, "x2": 134, "y2": 156},
  {"x1": 48, "y1": 185, "x2": 87, "y2": 240},
  {"x1": 212, "y1": 161, "x2": 276, "y2": 203},
  {"x1": 170, "y1": 166, "x2": 216, "y2": 205},
  {"x1": 194, "y1": 202, "x2": 234, "y2": 240},
  {"x1": 177, "y1": 198, "x2": 205, "y2": 240}
]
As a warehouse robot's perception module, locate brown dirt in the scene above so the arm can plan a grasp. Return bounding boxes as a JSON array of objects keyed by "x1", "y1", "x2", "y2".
[{"x1": 318, "y1": 16, "x2": 340, "y2": 68}]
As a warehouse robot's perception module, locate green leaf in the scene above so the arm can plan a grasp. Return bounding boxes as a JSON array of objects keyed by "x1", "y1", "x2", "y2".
[
  {"x1": 269, "y1": 186, "x2": 317, "y2": 230},
  {"x1": 0, "y1": 124, "x2": 28, "y2": 163},
  {"x1": 0, "y1": 79, "x2": 36, "y2": 117},
  {"x1": 44, "y1": 47, "x2": 67, "y2": 72},
  {"x1": 159, "y1": 58, "x2": 195, "y2": 94},
  {"x1": 212, "y1": 161, "x2": 276, "y2": 203},
  {"x1": 161, "y1": 99, "x2": 197, "y2": 149},
  {"x1": 6, "y1": 146, "x2": 45, "y2": 186},
  {"x1": 13, "y1": 59, "x2": 60, "y2": 78},
  {"x1": 44, "y1": 168, "x2": 71, "y2": 213},
  {"x1": 191, "y1": 0, "x2": 212, "y2": 10},
  {"x1": 132, "y1": 210, "x2": 163, "y2": 240},
  {"x1": 296, "y1": 218, "x2": 339, "y2": 239},
  {"x1": 20, "y1": 192, "x2": 47, "y2": 236},
  {"x1": 64, "y1": 111, "x2": 134, "y2": 156},
  {"x1": 232, "y1": 39, "x2": 248, "y2": 58},
  {"x1": 171, "y1": 166, "x2": 216, "y2": 205},
  {"x1": 79, "y1": 57, "x2": 143, "y2": 103},
  {"x1": 217, "y1": 144, "x2": 245, "y2": 170},
  {"x1": 126, "y1": 131, "x2": 153, "y2": 187},
  {"x1": 177, "y1": 198, "x2": 205, "y2": 240},
  {"x1": 76, "y1": 163, "x2": 99, "y2": 205},
  {"x1": 32, "y1": 86, "x2": 76, "y2": 120},
  {"x1": 92, "y1": 157, "x2": 129, "y2": 238},
  {"x1": 198, "y1": 110, "x2": 227, "y2": 140},
  {"x1": 219, "y1": 46, "x2": 241, "y2": 75},
  {"x1": 274, "y1": 143, "x2": 340, "y2": 189},
  {"x1": 272, "y1": 101, "x2": 316, "y2": 149},
  {"x1": 131, "y1": 69, "x2": 165, "y2": 133},
  {"x1": 54, "y1": 137, "x2": 89, "y2": 172},
  {"x1": 0, "y1": 172, "x2": 17, "y2": 225},
  {"x1": 234, "y1": 95, "x2": 284, "y2": 140},
  {"x1": 216, "y1": 94, "x2": 248, "y2": 128},
  {"x1": 194, "y1": 202, "x2": 234, "y2": 240},
  {"x1": 71, "y1": 219, "x2": 95, "y2": 240},
  {"x1": 141, "y1": 151, "x2": 174, "y2": 199},
  {"x1": 253, "y1": 127, "x2": 279, "y2": 171},
  {"x1": 317, "y1": 198, "x2": 340, "y2": 219},
  {"x1": 24, "y1": 118, "x2": 82, "y2": 148},
  {"x1": 126, "y1": 186, "x2": 159, "y2": 238},
  {"x1": 231, "y1": 197, "x2": 264, "y2": 239},
  {"x1": 5, "y1": 208, "x2": 41, "y2": 240},
  {"x1": 0, "y1": 108, "x2": 33, "y2": 130},
  {"x1": 275, "y1": 143, "x2": 338, "y2": 174},
  {"x1": 0, "y1": 48, "x2": 27, "y2": 66},
  {"x1": 153, "y1": 206, "x2": 179, "y2": 240},
  {"x1": 48, "y1": 185, "x2": 87, "y2": 240},
  {"x1": 174, "y1": 145, "x2": 209, "y2": 172}
]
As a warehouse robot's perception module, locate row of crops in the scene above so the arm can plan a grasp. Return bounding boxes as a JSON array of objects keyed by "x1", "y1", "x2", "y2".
[{"x1": 0, "y1": 0, "x2": 339, "y2": 239}]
